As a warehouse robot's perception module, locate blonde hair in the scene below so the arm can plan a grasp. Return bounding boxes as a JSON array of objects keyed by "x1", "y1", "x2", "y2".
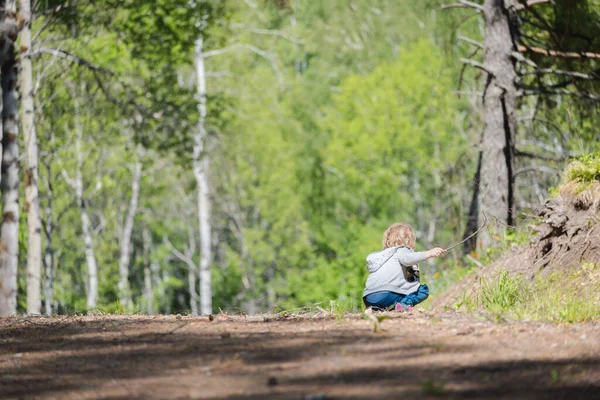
[{"x1": 382, "y1": 223, "x2": 416, "y2": 249}]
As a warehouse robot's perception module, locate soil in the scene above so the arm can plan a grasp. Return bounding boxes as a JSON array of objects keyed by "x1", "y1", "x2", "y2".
[
  {"x1": 432, "y1": 196, "x2": 600, "y2": 309},
  {"x1": 1, "y1": 312, "x2": 599, "y2": 399}
]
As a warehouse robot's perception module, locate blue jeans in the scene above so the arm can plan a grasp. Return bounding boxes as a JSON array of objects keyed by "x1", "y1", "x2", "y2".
[{"x1": 363, "y1": 284, "x2": 429, "y2": 310}]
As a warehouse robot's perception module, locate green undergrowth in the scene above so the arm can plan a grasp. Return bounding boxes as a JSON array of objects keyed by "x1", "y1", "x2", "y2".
[
  {"x1": 565, "y1": 152, "x2": 600, "y2": 186},
  {"x1": 480, "y1": 224, "x2": 539, "y2": 265},
  {"x1": 424, "y1": 224, "x2": 538, "y2": 308},
  {"x1": 555, "y1": 152, "x2": 600, "y2": 209},
  {"x1": 451, "y1": 263, "x2": 600, "y2": 323},
  {"x1": 422, "y1": 259, "x2": 475, "y2": 307}
]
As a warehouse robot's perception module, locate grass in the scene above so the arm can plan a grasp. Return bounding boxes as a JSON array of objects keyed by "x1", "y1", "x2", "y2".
[
  {"x1": 559, "y1": 152, "x2": 600, "y2": 209},
  {"x1": 455, "y1": 263, "x2": 600, "y2": 323},
  {"x1": 565, "y1": 153, "x2": 600, "y2": 184},
  {"x1": 422, "y1": 259, "x2": 475, "y2": 308}
]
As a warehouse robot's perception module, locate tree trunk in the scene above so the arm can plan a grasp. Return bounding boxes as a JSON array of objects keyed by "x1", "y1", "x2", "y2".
[
  {"x1": 188, "y1": 264, "x2": 198, "y2": 315},
  {"x1": 20, "y1": 0, "x2": 42, "y2": 315},
  {"x1": 194, "y1": 37, "x2": 212, "y2": 315},
  {"x1": 72, "y1": 100, "x2": 98, "y2": 311},
  {"x1": 0, "y1": 6, "x2": 19, "y2": 316},
  {"x1": 162, "y1": 269, "x2": 171, "y2": 315},
  {"x1": 42, "y1": 160, "x2": 55, "y2": 315},
  {"x1": 117, "y1": 147, "x2": 142, "y2": 309},
  {"x1": 266, "y1": 263, "x2": 276, "y2": 310},
  {"x1": 463, "y1": 150, "x2": 482, "y2": 254},
  {"x1": 478, "y1": 0, "x2": 518, "y2": 247},
  {"x1": 142, "y1": 228, "x2": 153, "y2": 314},
  {"x1": 151, "y1": 260, "x2": 160, "y2": 313}
]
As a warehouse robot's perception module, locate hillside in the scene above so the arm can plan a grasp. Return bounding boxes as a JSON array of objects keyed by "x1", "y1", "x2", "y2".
[{"x1": 432, "y1": 157, "x2": 600, "y2": 316}]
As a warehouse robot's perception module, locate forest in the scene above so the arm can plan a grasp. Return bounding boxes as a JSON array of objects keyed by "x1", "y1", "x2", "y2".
[{"x1": 0, "y1": 0, "x2": 598, "y2": 317}]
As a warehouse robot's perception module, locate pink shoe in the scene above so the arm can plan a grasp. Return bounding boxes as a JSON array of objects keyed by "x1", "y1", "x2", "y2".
[{"x1": 395, "y1": 304, "x2": 413, "y2": 312}]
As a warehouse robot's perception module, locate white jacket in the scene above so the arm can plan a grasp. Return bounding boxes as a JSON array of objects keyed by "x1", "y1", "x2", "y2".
[{"x1": 363, "y1": 246, "x2": 427, "y2": 297}]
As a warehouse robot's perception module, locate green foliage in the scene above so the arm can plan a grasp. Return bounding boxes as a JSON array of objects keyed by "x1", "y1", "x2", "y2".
[
  {"x1": 456, "y1": 265, "x2": 600, "y2": 323},
  {"x1": 100, "y1": 300, "x2": 138, "y2": 315},
  {"x1": 479, "y1": 271, "x2": 527, "y2": 314},
  {"x1": 15, "y1": 0, "x2": 600, "y2": 316},
  {"x1": 423, "y1": 259, "x2": 475, "y2": 307},
  {"x1": 564, "y1": 152, "x2": 600, "y2": 186}
]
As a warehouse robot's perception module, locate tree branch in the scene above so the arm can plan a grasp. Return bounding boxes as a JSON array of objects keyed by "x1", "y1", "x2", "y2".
[
  {"x1": 458, "y1": 35, "x2": 483, "y2": 49},
  {"x1": 460, "y1": 58, "x2": 491, "y2": 74},
  {"x1": 515, "y1": 165, "x2": 560, "y2": 177},
  {"x1": 35, "y1": 1, "x2": 89, "y2": 16},
  {"x1": 513, "y1": 0, "x2": 552, "y2": 12},
  {"x1": 515, "y1": 149, "x2": 565, "y2": 162},
  {"x1": 203, "y1": 43, "x2": 284, "y2": 84},
  {"x1": 457, "y1": 47, "x2": 482, "y2": 95},
  {"x1": 60, "y1": 169, "x2": 76, "y2": 189},
  {"x1": 520, "y1": 68, "x2": 599, "y2": 80},
  {"x1": 518, "y1": 45, "x2": 600, "y2": 60},
  {"x1": 163, "y1": 237, "x2": 197, "y2": 272},
  {"x1": 29, "y1": 47, "x2": 112, "y2": 73},
  {"x1": 511, "y1": 51, "x2": 537, "y2": 67},
  {"x1": 518, "y1": 88, "x2": 600, "y2": 101},
  {"x1": 441, "y1": 0, "x2": 484, "y2": 11},
  {"x1": 231, "y1": 23, "x2": 303, "y2": 45}
]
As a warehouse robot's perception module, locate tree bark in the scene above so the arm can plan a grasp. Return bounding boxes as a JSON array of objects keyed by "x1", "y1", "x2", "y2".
[
  {"x1": 142, "y1": 228, "x2": 153, "y2": 314},
  {"x1": 151, "y1": 260, "x2": 160, "y2": 313},
  {"x1": 478, "y1": 0, "x2": 518, "y2": 247},
  {"x1": 0, "y1": 1, "x2": 19, "y2": 316},
  {"x1": 117, "y1": 146, "x2": 142, "y2": 309},
  {"x1": 71, "y1": 99, "x2": 98, "y2": 311},
  {"x1": 42, "y1": 159, "x2": 55, "y2": 315},
  {"x1": 194, "y1": 37, "x2": 212, "y2": 315},
  {"x1": 463, "y1": 150, "x2": 482, "y2": 254},
  {"x1": 186, "y1": 226, "x2": 199, "y2": 316},
  {"x1": 188, "y1": 262, "x2": 199, "y2": 315},
  {"x1": 20, "y1": 0, "x2": 42, "y2": 315}
]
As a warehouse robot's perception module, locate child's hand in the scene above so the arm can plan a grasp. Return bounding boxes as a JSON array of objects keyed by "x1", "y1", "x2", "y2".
[{"x1": 426, "y1": 247, "x2": 446, "y2": 259}]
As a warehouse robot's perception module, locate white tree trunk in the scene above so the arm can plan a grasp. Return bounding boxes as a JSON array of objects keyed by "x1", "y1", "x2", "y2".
[
  {"x1": 117, "y1": 147, "x2": 142, "y2": 309},
  {"x1": 72, "y1": 100, "x2": 98, "y2": 311},
  {"x1": 0, "y1": 11, "x2": 19, "y2": 316},
  {"x1": 20, "y1": 0, "x2": 42, "y2": 315},
  {"x1": 188, "y1": 264, "x2": 199, "y2": 315},
  {"x1": 78, "y1": 173, "x2": 98, "y2": 310},
  {"x1": 194, "y1": 37, "x2": 212, "y2": 315}
]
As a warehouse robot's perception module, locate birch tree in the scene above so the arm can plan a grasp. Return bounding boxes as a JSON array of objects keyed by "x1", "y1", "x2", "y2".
[
  {"x1": 41, "y1": 154, "x2": 56, "y2": 315},
  {"x1": 194, "y1": 37, "x2": 212, "y2": 315},
  {"x1": 142, "y1": 228, "x2": 154, "y2": 314},
  {"x1": 0, "y1": 0, "x2": 20, "y2": 317},
  {"x1": 117, "y1": 145, "x2": 143, "y2": 309},
  {"x1": 63, "y1": 96, "x2": 99, "y2": 311},
  {"x1": 20, "y1": 0, "x2": 42, "y2": 314}
]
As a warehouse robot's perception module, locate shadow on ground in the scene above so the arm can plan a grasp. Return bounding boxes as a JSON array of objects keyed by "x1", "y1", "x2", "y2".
[{"x1": 0, "y1": 316, "x2": 599, "y2": 399}]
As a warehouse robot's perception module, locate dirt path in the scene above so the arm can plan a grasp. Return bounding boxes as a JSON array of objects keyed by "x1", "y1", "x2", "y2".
[{"x1": 1, "y1": 311, "x2": 599, "y2": 399}]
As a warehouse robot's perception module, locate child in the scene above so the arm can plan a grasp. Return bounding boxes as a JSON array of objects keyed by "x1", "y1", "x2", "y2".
[{"x1": 363, "y1": 223, "x2": 445, "y2": 311}]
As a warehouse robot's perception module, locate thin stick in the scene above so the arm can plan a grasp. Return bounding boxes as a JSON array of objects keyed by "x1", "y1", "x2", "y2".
[{"x1": 444, "y1": 213, "x2": 489, "y2": 252}]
